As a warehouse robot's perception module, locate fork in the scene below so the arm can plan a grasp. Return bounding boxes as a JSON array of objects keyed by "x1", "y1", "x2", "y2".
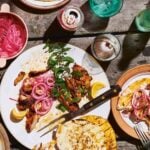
[{"x1": 134, "y1": 124, "x2": 150, "y2": 150}]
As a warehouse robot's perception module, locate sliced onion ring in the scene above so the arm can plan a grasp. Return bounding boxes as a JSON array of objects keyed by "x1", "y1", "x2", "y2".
[
  {"x1": 45, "y1": 76, "x2": 55, "y2": 88},
  {"x1": 132, "y1": 89, "x2": 148, "y2": 109},
  {"x1": 31, "y1": 83, "x2": 47, "y2": 100},
  {"x1": 34, "y1": 98, "x2": 53, "y2": 116}
]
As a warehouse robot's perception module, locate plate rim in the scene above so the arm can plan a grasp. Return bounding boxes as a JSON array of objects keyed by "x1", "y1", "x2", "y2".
[
  {"x1": 111, "y1": 64, "x2": 150, "y2": 139},
  {"x1": 0, "y1": 43, "x2": 110, "y2": 149},
  {"x1": 20, "y1": 0, "x2": 70, "y2": 10}
]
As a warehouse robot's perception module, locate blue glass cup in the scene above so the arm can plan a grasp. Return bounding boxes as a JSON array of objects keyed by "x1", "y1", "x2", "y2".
[{"x1": 88, "y1": 0, "x2": 123, "y2": 18}]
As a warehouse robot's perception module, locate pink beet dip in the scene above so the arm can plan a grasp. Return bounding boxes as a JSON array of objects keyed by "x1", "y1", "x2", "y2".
[{"x1": 0, "y1": 14, "x2": 27, "y2": 58}]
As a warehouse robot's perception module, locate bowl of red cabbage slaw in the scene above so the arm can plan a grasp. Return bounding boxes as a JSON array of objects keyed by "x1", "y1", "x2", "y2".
[{"x1": 0, "y1": 3, "x2": 28, "y2": 68}]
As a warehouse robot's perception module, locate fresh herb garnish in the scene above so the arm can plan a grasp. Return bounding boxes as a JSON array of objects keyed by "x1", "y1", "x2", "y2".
[
  {"x1": 44, "y1": 41, "x2": 92, "y2": 112},
  {"x1": 44, "y1": 41, "x2": 74, "y2": 78},
  {"x1": 44, "y1": 41, "x2": 74, "y2": 112},
  {"x1": 56, "y1": 104, "x2": 67, "y2": 112},
  {"x1": 44, "y1": 42, "x2": 74, "y2": 77},
  {"x1": 72, "y1": 97, "x2": 80, "y2": 102},
  {"x1": 72, "y1": 71, "x2": 83, "y2": 78}
]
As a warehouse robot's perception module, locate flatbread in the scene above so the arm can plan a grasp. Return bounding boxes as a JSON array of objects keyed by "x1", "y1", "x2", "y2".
[
  {"x1": 81, "y1": 115, "x2": 117, "y2": 150},
  {"x1": 34, "y1": 115, "x2": 117, "y2": 150},
  {"x1": 56, "y1": 115, "x2": 117, "y2": 150}
]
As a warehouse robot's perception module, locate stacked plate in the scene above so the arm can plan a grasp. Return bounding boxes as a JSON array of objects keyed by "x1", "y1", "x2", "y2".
[{"x1": 20, "y1": 0, "x2": 70, "y2": 10}]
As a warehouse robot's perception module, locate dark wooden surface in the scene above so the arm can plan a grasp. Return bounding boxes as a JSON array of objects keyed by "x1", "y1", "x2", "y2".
[{"x1": 0, "y1": 0, "x2": 150, "y2": 149}]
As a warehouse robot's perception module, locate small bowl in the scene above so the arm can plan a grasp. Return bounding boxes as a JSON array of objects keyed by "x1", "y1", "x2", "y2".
[
  {"x1": 0, "y1": 3, "x2": 28, "y2": 68},
  {"x1": 0, "y1": 123, "x2": 10, "y2": 150},
  {"x1": 20, "y1": 0, "x2": 70, "y2": 10},
  {"x1": 91, "y1": 34, "x2": 121, "y2": 61}
]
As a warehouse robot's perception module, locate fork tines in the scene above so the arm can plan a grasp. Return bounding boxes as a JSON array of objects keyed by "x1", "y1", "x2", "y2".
[
  {"x1": 134, "y1": 124, "x2": 150, "y2": 149},
  {"x1": 37, "y1": 113, "x2": 68, "y2": 137}
]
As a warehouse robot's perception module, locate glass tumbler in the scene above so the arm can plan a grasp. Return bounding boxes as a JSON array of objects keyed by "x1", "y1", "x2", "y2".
[
  {"x1": 88, "y1": 0, "x2": 123, "y2": 18},
  {"x1": 135, "y1": 8, "x2": 150, "y2": 32},
  {"x1": 91, "y1": 34, "x2": 121, "y2": 61}
]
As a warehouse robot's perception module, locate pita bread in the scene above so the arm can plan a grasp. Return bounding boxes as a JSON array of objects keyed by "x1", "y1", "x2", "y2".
[
  {"x1": 34, "y1": 115, "x2": 117, "y2": 150},
  {"x1": 56, "y1": 115, "x2": 117, "y2": 150}
]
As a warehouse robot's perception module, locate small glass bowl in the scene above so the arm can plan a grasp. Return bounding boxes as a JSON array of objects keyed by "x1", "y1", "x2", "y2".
[{"x1": 91, "y1": 34, "x2": 121, "y2": 61}]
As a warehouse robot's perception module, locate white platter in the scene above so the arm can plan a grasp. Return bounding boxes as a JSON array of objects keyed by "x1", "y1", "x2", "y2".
[{"x1": 0, "y1": 43, "x2": 110, "y2": 149}]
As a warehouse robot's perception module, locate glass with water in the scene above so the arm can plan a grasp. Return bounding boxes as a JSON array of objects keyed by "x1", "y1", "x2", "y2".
[
  {"x1": 88, "y1": 0, "x2": 123, "y2": 18},
  {"x1": 135, "y1": 8, "x2": 150, "y2": 32}
]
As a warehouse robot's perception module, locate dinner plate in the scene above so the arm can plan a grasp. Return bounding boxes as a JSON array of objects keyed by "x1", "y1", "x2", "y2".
[
  {"x1": 0, "y1": 123, "x2": 10, "y2": 150},
  {"x1": 0, "y1": 43, "x2": 110, "y2": 149},
  {"x1": 20, "y1": 0, "x2": 70, "y2": 10},
  {"x1": 111, "y1": 64, "x2": 150, "y2": 139}
]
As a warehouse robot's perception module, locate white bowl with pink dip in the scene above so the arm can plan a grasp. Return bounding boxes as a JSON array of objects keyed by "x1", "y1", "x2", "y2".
[{"x1": 0, "y1": 3, "x2": 28, "y2": 68}]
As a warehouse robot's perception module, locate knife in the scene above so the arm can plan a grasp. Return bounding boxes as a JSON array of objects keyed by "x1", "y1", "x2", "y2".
[{"x1": 38, "y1": 85, "x2": 121, "y2": 137}]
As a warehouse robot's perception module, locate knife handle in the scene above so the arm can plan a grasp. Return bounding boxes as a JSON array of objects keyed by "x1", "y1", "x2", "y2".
[{"x1": 83, "y1": 85, "x2": 121, "y2": 110}]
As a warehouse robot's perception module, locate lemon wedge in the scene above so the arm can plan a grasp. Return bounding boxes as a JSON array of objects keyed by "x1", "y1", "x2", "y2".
[
  {"x1": 91, "y1": 82, "x2": 105, "y2": 98},
  {"x1": 11, "y1": 107, "x2": 27, "y2": 121}
]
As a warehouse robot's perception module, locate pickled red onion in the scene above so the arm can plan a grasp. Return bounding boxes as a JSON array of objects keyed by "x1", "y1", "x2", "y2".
[
  {"x1": 125, "y1": 88, "x2": 150, "y2": 124},
  {"x1": 0, "y1": 15, "x2": 26, "y2": 58},
  {"x1": 22, "y1": 70, "x2": 55, "y2": 116},
  {"x1": 31, "y1": 83, "x2": 48, "y2": 100},
  {"x1": 34, "y1": 71, "x2": 54, "y2": 87},
  {"x1": 131, "y1": 89, "x2": 148, "y2": 109},
  {"x1": 34, "y1": 77, "x2": 44, "y2": 84},
  {"x1": 38, "y1": 70, "x2": 53, "y2": 80},
  {"x1": 34, "y1": 98, "x2": 53, "y2": 115},
  {"x1": 45, "y1": 76, "x2": 55, "y2": 87}
]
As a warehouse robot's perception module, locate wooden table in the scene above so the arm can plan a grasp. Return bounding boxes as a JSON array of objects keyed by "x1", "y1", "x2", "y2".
[{"x1": 0, "y1": 0, "x2": 150, "y2": 149}]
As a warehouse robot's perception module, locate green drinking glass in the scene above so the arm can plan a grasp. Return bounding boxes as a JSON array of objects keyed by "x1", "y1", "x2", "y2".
[
  {"x1": 88, "y1": 0, "x2": 123, "y2": 18},
  {"x1": 135, "y1": 8, "x2": 150, "y2": 32}
]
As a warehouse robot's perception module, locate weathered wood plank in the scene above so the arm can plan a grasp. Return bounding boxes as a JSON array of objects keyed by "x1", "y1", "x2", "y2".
[
  {"x1": 0, "y1": 0, "x2": 148, "y2": 38},
  {"x1": 1, "y1": 33, "x2": 149, "y2": 84},
  {"x1": 0, "y1": 0, "x2": 149, "y2": 149}
]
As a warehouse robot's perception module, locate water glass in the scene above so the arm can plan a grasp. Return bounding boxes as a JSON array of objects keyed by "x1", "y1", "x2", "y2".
[
  {"x1": 91, "y1": 34, "x2": 121, "y2": 61},
  {"x1": 88, "y1": 0, "x2": 123, "y2": 18},
  {"x1": 135, "y1": 8, "x2": 150, "y2": 32}
]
